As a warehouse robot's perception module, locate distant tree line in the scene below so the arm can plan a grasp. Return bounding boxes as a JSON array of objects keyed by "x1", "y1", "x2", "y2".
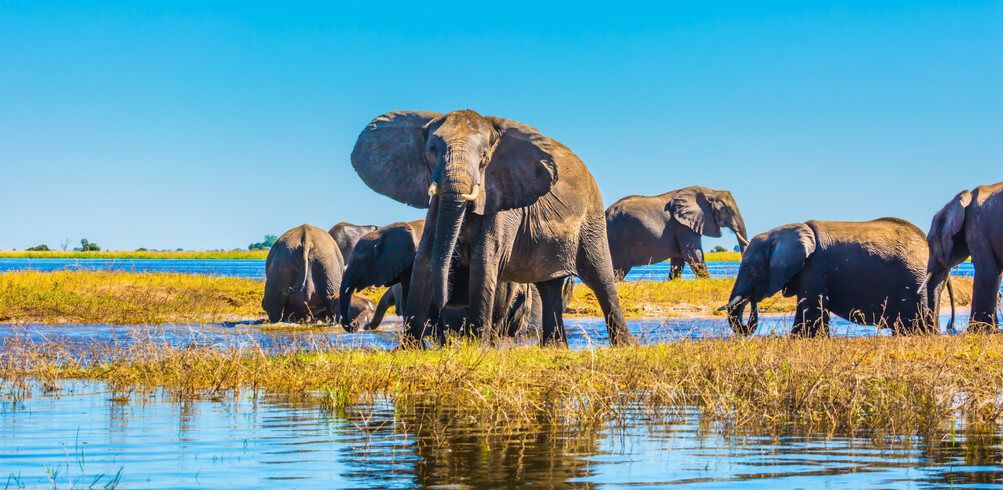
[{"x1": 248, "y1": 234, "x2": 277, "y2": 250}]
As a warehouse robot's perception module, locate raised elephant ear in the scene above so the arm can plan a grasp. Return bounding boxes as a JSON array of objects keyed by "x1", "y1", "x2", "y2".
[
  {"x1": 932, "y1": 190, "x2": 972, "y2": 263},
  {"x1": 765, "y1": 224, "x2": 816, "y2": 296},
  {"x1": 668, "y1": 187, "x2": 722, "y2": 237},
  {"x1": 476, "y1": 117, "x2": 558, "y2": 214},
  {"x1": 351, "y1": 111, "x2": 441, "y2": 209}
]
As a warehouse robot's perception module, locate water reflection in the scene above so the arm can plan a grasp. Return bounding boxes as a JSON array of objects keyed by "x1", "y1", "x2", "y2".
[{"x1": 2, "y1": 380, "x2": 1002, "y2": 488}]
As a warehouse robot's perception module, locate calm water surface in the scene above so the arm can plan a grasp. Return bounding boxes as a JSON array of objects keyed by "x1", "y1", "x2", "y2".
[
  {"x1": 2, "y1": 378, "x2": 1002, "y2": 488},
  {"x1": 0, "y1": 258, "x2": 978, "y2": 281}
]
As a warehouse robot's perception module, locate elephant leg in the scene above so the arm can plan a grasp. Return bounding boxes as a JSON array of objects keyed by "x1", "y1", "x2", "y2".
[
  {"x1": 536, "y1": 277, "x2": 568, "y2": 346},
  {"x1": 669, "y1": 257, "x2": 684, "y2": 280},
  {"x1": 681, "y1": 242, "x2": 710, "y2": 279},
  {"x1": 576, "y1": 223, "x2": 636, "y2": 346},
  {"x1": 366, "y1": 288, "x2": 398, "y2": 331},
  {"x1": 403, "y1": 248, "x2": 435, "y2": 345},
  {"x1": 262, "y1": 289, "x2": 289, "y2": 323},
  {"x1": 970, "y1": 258, "x2": 1002, "y2": 333},
  {"x1": 470, "y1": 214, "x2": 514, "y2": 344},
  {"x1": 792, "y1": 294, "x2": 828, "y2": 337}
]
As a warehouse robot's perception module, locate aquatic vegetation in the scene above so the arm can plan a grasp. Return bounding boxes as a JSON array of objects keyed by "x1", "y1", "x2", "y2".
[
  {"x1": 2, "y1": 333, "x2": 1002, "y2": 439},
  {"x1": 0, "y1": 249, "x2": 269, "y2": 259},
  {"x1": 0, "y1": 271, "x2": 973, "y2": 324}
]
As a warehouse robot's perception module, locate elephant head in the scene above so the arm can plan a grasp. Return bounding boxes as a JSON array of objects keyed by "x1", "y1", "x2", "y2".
[
  {"x1": 338, "y1": 221, "x2": 424, "y2": 331},
  {"x1": 668, "y1": 186, "x2": 750, "y2": 252},
  {"x1": 351, "y1": 110, "x2": 558, "y2": 308},
  {"x1": 329, "y1": 222, "x2": 378, "y2": 263},
  {"x1": 919, "y1": 190, "x2": 972, "y2": 330},
  {"x1": 722, "y1": 223, "x2": 816, "y2": 335}
]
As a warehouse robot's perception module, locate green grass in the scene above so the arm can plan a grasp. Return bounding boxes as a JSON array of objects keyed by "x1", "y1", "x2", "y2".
[{"x1": 0, "y1": 250, "x2": 269, "y2": 259}]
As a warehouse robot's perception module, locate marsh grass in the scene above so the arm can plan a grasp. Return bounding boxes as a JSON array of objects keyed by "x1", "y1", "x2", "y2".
[
  {"x1": 0, "y1": 250, "x2": 269, "y2": 259},
  {"x1": 0, "y1": 271, "x2": 973, "y2": 324},
  {"x1": 2, "y1": 332, "x2": 1002, "y2": 439}
]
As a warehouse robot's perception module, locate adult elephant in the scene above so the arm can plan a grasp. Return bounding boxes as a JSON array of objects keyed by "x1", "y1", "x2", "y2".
[
  {"x1": 920, "y1": 183, "x2": 1003, "y2": 332},
  {"x1": 262, "y1": 224, "x2": 344, "y2": 323},
  {"x1": 339, "y1": 220, "x2": 541, "y2": 337},
  {"x1": 328, "y1": 222, "x2": 378, "y2": 264},
  {"x1": 722, "y1": 218, "x2": 934, "y2": 337},
  {"x1": 351, "y1": 110, "x2": 634, "y2": 346},
  {"x1": 606, "y1": 186, "x2": 749, "y2": 280}
]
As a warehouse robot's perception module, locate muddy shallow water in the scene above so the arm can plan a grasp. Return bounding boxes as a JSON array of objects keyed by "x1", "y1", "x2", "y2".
[{"x1": 2, "y1": 377, "x2": 1002, "y2": 489}]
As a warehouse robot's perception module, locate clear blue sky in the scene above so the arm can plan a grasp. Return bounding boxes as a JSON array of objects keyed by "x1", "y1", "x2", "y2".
[{"x1": 1, "y1": 1, "x2": 999, "y2": 250}]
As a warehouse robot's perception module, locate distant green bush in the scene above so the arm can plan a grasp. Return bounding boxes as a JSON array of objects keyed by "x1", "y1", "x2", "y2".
[
  {"x1": 75, "y1": 239, "x2": 101, "y2": 252},
  {"x1": 248, "y1": 234, "x2": 278, "y2": 251},
  {"x1": 25, "y1": 244, "x2": 50, "y2": 251},
  {"x1": 711, "y1": 245, "x2": 728, "y2": 253}
]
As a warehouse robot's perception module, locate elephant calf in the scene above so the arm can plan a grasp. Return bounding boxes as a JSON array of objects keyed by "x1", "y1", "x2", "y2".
[
  {"x1": 263, "y1": 224, "x2": 345, "y2": 323},
  {"x1": 724, "y1": 218, "x2": 934, "y2": 337},
  {"x1": 339, "y1": 220, "x2": 542, "y2": 337},
  {"x1": 606, "y1": 186, "x2": 749, "y2": 280}
]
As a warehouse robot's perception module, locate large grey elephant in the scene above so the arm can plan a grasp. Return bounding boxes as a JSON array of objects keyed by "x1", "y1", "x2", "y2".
[
  {"x1": 606, "y1": 186, "x2": 749, "y2": 280},
  {"x1": 339, "y1": 220, "x2": 542, "y2": 337},
  {"x1": 350, "y1": 110, "x2": 633, "y2": 346},
  {"x1": 262, "y1": 224, "x2": 345, "y2": 323},
  {"x1": 920, "y1": 182, "x2": 1003, "y2": 332},
  {"x1": 328, "y1": 221, "x2": 378, "y2": 264},
  {"x1": 723, "y1": 218, "x2": 934, "y2": 337}
]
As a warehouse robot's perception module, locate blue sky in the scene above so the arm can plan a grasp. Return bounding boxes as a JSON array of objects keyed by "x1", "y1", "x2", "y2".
[{"x1": 1, "y1": 1, "x2": 1000, "y2": 250}]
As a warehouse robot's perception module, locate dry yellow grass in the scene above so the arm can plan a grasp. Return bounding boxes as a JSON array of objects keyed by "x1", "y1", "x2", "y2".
[
  {"x1": 0, "y1": 270, "x2": 973, "y2": 324},
  {"x1": 2, "y1": 333, "x2": 1001, "y2": 438}
]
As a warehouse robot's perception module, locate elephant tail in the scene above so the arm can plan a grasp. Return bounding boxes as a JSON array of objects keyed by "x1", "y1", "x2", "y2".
[
  {"x1": 299, "y1": 236, "x2": 312, "y2": 292},
  {"x1": 946, "y1": 277, "x2": 956, "y2": 333}
]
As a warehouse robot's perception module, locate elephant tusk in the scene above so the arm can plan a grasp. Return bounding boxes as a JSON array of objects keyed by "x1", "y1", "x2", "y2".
[
  {"x1": 917, "y1": 272, "x2": 933, "y2": 294},
  {"x1": 717, "y1": 295, "x2": 745, "y2": 312},
  {"x1": 461, "y1": 183, "x2": 480, "y2": 201},
  {"x1": 428, "y1": 182, "x2": 437, "y2": 204},
  {"x1": 736, "y1": 232, "x2": 750, "y2": 247}
]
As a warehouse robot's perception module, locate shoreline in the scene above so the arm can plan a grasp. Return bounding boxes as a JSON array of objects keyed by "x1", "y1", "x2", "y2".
[{"x1": 0, "y1": 270, "x2": 976, "y2": 326}]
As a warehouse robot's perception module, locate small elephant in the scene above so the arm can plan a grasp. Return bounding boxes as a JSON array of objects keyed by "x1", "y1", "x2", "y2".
[
  {"x1": 724, "y1": 218, "x2": 934, "y2": 337},
  {"x1": 262, "y1": 224, "x2": 345, "y2": 323},
  {"x1": 606, "y1": 186, "x2": 749, "y2": 280},
  {"x1": 351, "y1": 110, "x2": 634, "y2": 346},
  {"x1": 328, "y1": 222, "x2": 378, "y2": 265},
  {"x1": 339, "y1": 220, "x2": 542, "y2": 337},
  {"x1": 921, "y1": 182, "x2": 1003, "y2": 332},
  {"x1": 331, "y1": 294, "x2": 377, "y2": 331}
]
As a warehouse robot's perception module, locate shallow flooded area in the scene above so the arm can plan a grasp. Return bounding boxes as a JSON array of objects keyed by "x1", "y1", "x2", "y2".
[{"x1": 2, "y1": 377, "x2": 1001, "y2": 488}]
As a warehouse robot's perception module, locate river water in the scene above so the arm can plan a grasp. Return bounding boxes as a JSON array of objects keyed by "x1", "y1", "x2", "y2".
[{"x1": 0, "y1": 258, "x2": 978, "y2": 281}]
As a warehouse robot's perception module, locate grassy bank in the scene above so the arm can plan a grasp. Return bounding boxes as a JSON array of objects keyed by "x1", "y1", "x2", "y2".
[
  {"x1": 2, "y1": 334, "x2": 1001, "y2": 438},
  {"x1": 0, "y1": 270, "x2": 973, "y2": 325},
  {"x1": 0, "y1": 250, "x2": 269, "y2": 259}
]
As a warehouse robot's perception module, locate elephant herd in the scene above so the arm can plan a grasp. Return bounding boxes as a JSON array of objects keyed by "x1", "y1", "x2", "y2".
[{"x1": 263, "y1": 109, "x2": 1002, "y2": 347}]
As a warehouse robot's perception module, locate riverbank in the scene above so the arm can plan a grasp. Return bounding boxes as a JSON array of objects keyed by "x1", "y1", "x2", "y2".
[
  {"x1": 1, "y1": 333, "x2": 999, "y2": 438},
  {"x1": 0, "y1": 270, "x2": 973, "y2": 325}
]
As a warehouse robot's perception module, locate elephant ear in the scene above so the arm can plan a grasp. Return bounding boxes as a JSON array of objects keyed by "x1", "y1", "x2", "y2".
[
  {"x1": 351, "y1": 111, "x2": 440, "y2": 209},
  {"x1": 374, "y1": 225, "x2": 419, "y2": 286},
  {"x1": 476, "y1": 117, "x2": 558, "y2": 214},
  {"x1": 668, "y1": 188, "x2": 722, "y2": 237},
  {"x1": 765, "y1": 224, "x2": 816, "y2": 297},
  {"x1": 932, "y1": 190, "x2": 972, "y2": 264}
]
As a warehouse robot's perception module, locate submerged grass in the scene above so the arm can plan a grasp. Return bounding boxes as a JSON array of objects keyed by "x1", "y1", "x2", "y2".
[
  {"x1": 0, "y1": 270, "x2": 973, "y2": 324},
  {"x1": 0, "y1": 250, "x2": 269, "y2": 259},
  {"x1": 2, "y1": 333, "x2": 1002, "y2": 439}
]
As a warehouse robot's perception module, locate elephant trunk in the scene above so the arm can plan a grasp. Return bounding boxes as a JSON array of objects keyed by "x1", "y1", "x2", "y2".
[
  {"x1": 339, "y1": 271, "x2": 359, "y2": 331},
  {"x1": 727, "y1": 297, "x2": 758, "y2": 336},
  {"x1": 734, "y1": 216, "x2": 750, "y2": 254},
  {"x1": 429, "y1": 196, "x2": 467, "y2": 309}
]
